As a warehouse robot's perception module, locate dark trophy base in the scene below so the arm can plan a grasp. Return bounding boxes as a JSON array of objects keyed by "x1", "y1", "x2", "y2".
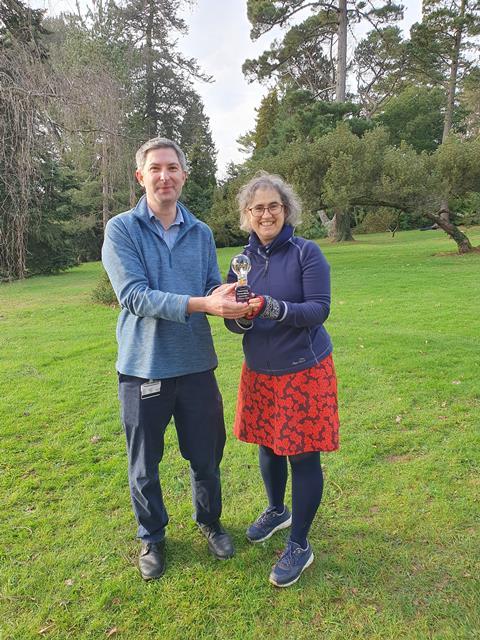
[{"x1": 236, "y1": 284, "x2": 251, "y2": 303}]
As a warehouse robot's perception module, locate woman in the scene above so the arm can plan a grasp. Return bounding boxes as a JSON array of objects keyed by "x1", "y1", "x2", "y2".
[{"x1": 226, "y1": 172, "x2": 339, "y2": 588}]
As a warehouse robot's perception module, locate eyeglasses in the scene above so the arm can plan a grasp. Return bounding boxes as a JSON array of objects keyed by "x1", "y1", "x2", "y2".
[{"x1": 248, "y1": 203, "x2": 284, "y2": 217}]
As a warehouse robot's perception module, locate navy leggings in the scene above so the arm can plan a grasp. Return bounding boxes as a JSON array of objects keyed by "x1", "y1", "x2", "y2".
[{"x1": 259, "y1": 445, "x2": 323, "y2": 547}]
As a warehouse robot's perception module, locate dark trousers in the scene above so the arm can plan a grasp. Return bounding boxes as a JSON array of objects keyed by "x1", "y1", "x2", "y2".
[{"x1": 118, "y1": 369, "x2": 226, "y2": 543}]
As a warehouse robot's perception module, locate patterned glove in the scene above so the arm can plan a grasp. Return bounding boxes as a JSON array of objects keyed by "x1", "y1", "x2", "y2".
[{"x1": 258, "y1": 295, "x2": 285, "y2": 321}]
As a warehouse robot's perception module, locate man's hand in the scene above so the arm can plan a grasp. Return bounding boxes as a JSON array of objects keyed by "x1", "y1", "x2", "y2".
[
  {"x1": 244, "y1": 296, "x2": 265, "y2": 319},
  {"x1": 210, "y1": 282, "x2": 238, "y2": 299},
  {"x1": 187, "y1": 283, "x2": 249, "y2": 318}
]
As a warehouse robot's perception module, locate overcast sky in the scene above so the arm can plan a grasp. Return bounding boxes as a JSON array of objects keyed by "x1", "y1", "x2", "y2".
[{"x1": 33, "y1": 0, "x2": 423, "y2": 176}]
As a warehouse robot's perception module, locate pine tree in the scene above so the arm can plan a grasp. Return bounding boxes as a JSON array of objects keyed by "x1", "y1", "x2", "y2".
[
  {"x1": 408, "y1": 0, "x2": 480, "y2": 221},
  {"x1": 179, "y1": 94, "x2": 218, "y2": 221},
  {"x1": 116, "y1": 0, "x2": 210, "y2": 139},
  {"x1": 243, "y1": 0, "x2": 403, "y2": 242}
]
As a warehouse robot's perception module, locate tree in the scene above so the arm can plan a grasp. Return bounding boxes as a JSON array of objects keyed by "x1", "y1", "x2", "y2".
[
  {"x1": 461, "y1": 67, "x2": 480, "y2": 137},
  {"x1": 179, "y1": 95, "x2": 218, "y2": 221},
  {"x1": 408, "y1": 0, "x2": 480, "y2": 220},
  {"x1": 244, "y1": 0, "x2": 404, "y2": 99},
  {"x1": 116, "y1": 0, "x2": 210, "y2": 139},
  {"x1": 409, "y1": 0, "x2": 480, "y2": 141},
  {"x1": 244, "y1": 1, "x2": 403, "y2": 242},
  {"x1": 376, "y1": 86, "x2": 445, "y2": 152},
  {"x1": 252, "y1": 89, "x2": 280, "y2": 152},
  {"x1": 45, "y1": 10, "x2": 137, "y2": 235},
  {"x1": 0, "y1": 0, "x2": 53, "y2": 279},
  {"x1": 354, "y1": 25, "x2": 408, "y2": 116}
]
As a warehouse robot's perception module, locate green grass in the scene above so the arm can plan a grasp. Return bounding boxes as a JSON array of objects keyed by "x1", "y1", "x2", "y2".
[{"x1": 1, "y1": 228, "x2": 479, "y2": 640}]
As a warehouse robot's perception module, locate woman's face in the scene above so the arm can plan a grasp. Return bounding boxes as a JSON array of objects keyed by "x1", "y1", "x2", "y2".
[{"x1": 247, "y1": 187, "x2": 285, "y2": 245}]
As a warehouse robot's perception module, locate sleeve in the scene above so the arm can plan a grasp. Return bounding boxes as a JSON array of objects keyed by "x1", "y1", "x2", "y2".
[
  {"x1": 279, "y1": 242, "x2": 331, "y2": 328},
  {"x1": 204, "y1": 230, "x2": 222, "y2": 295},
  {"x1": 101, "y1": 217, "x2": 190, "y2": 323}
]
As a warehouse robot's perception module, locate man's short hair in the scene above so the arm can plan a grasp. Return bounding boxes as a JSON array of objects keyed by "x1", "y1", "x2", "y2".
[{"x1": 135, "y1": 137, "x2": 188, "y2": 172}]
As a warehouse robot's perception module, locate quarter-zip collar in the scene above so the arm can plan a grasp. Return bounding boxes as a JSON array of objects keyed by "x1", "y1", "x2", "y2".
[
  {"x1": 132, "y1": 194, "x2": 199, "y2": 245},
  {"x1": 246, "y1": 224, "x2": 294, "y2": 257}
]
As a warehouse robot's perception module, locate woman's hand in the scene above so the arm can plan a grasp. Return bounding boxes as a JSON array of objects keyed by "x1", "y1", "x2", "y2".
[{"x1": 244, "y1": 296, "x2": 265, "y2": 319}]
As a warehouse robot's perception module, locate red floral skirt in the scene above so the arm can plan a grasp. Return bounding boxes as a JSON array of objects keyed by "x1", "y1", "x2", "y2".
[{"x1": 234, "y1": 354, "x2": 340, "y2": 456}]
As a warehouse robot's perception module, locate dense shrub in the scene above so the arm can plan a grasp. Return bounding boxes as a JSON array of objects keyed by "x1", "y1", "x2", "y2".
[
  {"x1": 356, "y1": 208, "x2": 399, "y2": 234},
  {"x1": 92, "y1": 271, "x2": 118, "y2": 306}
]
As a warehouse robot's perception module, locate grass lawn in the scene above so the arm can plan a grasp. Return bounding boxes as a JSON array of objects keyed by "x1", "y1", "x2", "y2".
[{"x1": 1, "y1": 228, "x2": 479, "y2": 640}]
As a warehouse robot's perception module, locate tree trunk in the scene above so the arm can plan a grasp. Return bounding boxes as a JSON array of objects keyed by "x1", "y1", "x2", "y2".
[
  {"x1": 426, "y1": 211, "x2": 473, "y2": 253},
  {"x1": 129, "y1": 170, "x2": 137, "y2": 208},
  {"x1": 440, "y1": 0, "x2": 466, "y2": 223},
  {"x1": 443, "y1": 0, "x2": 465, "y2": 142},
  {"x1": 332, "y1": 208, "x2": 354, "y2": 241},
  {"x1": 101, "y1": 137, "x2": 110, "y2": 230},
  {"x1": 145, "y1": 0, "x2": 156, "y2": 137},
  {"x1": 336, "y1": 0, "x2": 347, "y2": 102},
  {"x1": 318, "y1": 209, "x2": 335, "y2": 239}
]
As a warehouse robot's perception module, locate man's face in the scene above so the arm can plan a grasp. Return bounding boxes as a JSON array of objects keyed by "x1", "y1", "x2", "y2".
[{"x1": 136, "y1": 147, "x2": 187, "y2": 211}]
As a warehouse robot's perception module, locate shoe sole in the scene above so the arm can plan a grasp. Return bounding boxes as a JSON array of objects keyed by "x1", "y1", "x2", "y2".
[
  {"x1": 140, "y1": 570, "x2": 165, "y2": 581},
  {"x1": 246, "y1": 515, "x2": 292, "y2": 544},
  {"x1": 208, "y1": 546, "x2": 235, "y2": 560},
  {"x1": 269, "y1": 551, "x2": 314, "y2": 588}
]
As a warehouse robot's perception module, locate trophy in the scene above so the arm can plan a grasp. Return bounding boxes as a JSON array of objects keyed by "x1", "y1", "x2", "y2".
[{"x1": 231, "y1": 254, "x2": 252, "y2": 302}]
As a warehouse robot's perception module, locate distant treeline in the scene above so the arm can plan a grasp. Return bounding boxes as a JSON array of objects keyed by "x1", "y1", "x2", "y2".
[{"x1": 1, "y1": 0, "x2": 479, "y2": 280}]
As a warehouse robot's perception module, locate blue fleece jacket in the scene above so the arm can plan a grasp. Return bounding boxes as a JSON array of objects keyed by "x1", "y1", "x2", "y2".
[
  {"x1": 225, "y1": 224, "x2": 333, "y2": 375},
  {"x1": 102, "y1": 196, "x2": 221, "y2": 379}
]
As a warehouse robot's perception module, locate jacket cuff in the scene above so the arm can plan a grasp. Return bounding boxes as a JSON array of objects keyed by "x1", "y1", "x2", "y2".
[
  {"x1": 181, "y1": 295, "x2": 192, "y2": 322},
  {"x1": 235, "y1": 318, "x2": 253, "y2": 331},
  {"x1": 277, "y1": 301, "x2": 288, "y2": 323},
  {"x1": 206, "y1": 284, "x2": 220, "y2": 296}
]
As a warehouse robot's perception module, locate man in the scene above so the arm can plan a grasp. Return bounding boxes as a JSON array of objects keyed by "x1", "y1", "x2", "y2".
[{"x1": 102, "y1": 137, "x2": 247, "y2": 580}]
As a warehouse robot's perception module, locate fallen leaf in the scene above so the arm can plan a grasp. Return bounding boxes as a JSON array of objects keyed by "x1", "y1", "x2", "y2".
[
  {"x1": 91, "y1": 435, "x2": 101, "y2": 444},
  {"x1": 438, "y1": 415, "x2": 448, "y2": 420},
  {"x1": 395, "y1": 415, "x2": 402, "y2": 423},
  {"x1": 65, "y1": 578, "x2": 74, "y2": 586},
  {"x1": 106, "y1": 627, "x2": 118, "y2": 637},
  {"x1": 452, "y1": 380, "x2": 461, "y2": 385}
]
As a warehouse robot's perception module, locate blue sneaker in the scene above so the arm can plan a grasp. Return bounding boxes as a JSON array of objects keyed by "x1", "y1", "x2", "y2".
[
  {"x1": 269, "y1": 540, "x2": 314, "y2": 587},
  {"x1": 246, "y1": 506, "x2": 292, "y2": 543}
]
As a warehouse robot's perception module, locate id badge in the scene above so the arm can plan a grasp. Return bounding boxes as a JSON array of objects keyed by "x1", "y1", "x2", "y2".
[{"x1": 140, "y1": 380, "x2": 162, "y2": 399}]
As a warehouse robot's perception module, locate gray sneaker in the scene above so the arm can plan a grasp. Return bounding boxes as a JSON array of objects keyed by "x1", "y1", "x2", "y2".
[{"x1": 246, "y1": 506, "x2": 292, "y2": 543}]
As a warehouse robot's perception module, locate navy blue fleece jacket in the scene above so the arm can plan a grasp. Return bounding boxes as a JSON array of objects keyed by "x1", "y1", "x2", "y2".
[{"x1": 225, "y1": 224, "x2": 333, "y2": 375}]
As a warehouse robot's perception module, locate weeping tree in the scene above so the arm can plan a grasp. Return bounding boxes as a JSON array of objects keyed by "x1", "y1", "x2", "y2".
[
  {"x1": 46, "y1": 13, "x2": 135, "y2": 231},
  {"x1": 0, "y1": 0, "x2": 53, "y2": 280}
]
